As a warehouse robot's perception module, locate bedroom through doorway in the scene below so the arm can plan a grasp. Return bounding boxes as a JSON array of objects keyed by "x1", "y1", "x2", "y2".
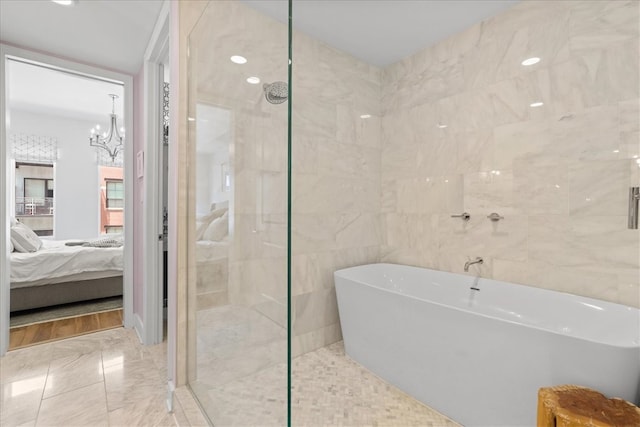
[{"x1": 4, "y1": 57, "x2": 128, "y2": 349}]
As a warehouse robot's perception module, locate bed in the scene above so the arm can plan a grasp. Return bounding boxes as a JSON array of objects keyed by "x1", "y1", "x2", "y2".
[
  {"x1": 10, "y1": 238, "x2": 124, "y2": 312},
  {"x1": 195, "y1": 203, "x2": 229, "y2": 310}
]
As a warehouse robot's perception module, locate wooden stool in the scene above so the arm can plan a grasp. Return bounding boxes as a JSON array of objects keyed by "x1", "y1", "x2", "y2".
[{"x1": 537, "y1": 385, "x2": 640, "y2": 427}]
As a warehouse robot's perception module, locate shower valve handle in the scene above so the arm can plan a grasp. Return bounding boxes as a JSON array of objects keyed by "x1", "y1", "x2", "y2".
[{"x1": 451, "y1": 212, "x2": 470, "y2": 221}]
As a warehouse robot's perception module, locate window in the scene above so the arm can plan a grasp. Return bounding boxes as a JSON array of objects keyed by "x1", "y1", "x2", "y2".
[
  {"x1": 15, "y1": 162, "x2": 54, "y2": 235},
  {"x1": 106, "y1": 180, "x2": 124, "y2": 209}
]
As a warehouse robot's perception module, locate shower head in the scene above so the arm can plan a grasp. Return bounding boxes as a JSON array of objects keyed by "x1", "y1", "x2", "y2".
[{"x1": 263, "y1": 81, "x2": 288, "y2": 104}]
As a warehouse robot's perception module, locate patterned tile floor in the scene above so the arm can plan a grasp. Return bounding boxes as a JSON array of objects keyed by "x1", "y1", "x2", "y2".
[{"x1": 192, "y1": 305, "x2": 461, "y2": 426}]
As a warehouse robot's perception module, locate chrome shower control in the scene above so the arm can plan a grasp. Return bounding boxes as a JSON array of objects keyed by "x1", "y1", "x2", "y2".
[
  {"x1": 451, "y1": 212, "x2": 470, "y2": 221},
  {"x1": 487, "y1": 213, "x2": 504, "y2": 221}
]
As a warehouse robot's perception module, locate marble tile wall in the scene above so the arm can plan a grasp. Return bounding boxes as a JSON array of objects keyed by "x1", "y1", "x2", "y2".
[
  {"x1": 186, "y1": 0, "x2": 382, "y2": 359},
  {"x1": 181, "y1": 3, "x2": 639, "y2": 392},
  {"x1": 290, "y1": 30, "x2": 382, "y2": 356},
  {"x1": 380, "y1": 0, "x2": 640, "y2": 307}
]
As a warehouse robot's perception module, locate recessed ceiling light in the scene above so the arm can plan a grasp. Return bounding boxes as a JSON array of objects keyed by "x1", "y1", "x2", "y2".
[
  {"x1": 52, "y1": 0, "x2": 77, "y2": 5},
  {"x1": 360, "y1": 114, "x2": 372, "y2": 119},
  {"x1": 521, "y1": 57, "x2": 540, "y2": 66},
  {"x1": 530, "y1": 101, "x2": 544, "y2": 108},
  {"x1": 613, "y1": 149, "x2": 620, "y2": 153},
  {"x1": 230, "y1": 55, "x2": 247, "y2": 64},
  {"x1": 246, "y1": 76, "x2": 260, "y2": 84},
  {"x1": 437, "y1": 124, "x2": 448, "y2": 129}
]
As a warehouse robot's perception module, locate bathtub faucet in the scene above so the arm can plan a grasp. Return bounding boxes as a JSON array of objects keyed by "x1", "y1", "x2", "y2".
[{"x1": 464, "y1": 257, "x2": 483, "y2": 272}]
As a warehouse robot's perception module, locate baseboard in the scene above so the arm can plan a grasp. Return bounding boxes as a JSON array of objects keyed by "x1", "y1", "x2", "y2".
[{"x1": 166, "y1": 380, "x2": 176, "y2": 412}]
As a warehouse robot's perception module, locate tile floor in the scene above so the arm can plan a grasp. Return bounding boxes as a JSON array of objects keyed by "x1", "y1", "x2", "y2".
[
  {"x1": 190, "y1": 304, "x2": 461, "y2": 426},
  {"x1": 3, "y1": 308, "x2": 461, "y2": 427},
  {"x1": 0, "y1": 327, "x2": 208, "y2": 427}
]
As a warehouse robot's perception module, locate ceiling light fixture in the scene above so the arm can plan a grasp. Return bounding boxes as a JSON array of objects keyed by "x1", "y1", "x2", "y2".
[
  {"x1": 521, "y1": 57, "x2": 540, "y2": 66},
  {"x1": 530, "y1": 101, "x2": 544, "y2": 108},
  {"x1": 52, "y1": 0, "x2": 77, "y2": 6},
  {"x1": 89, "y1": 94, "x2": 124, "y2": 163},
  {"x1": 230, "y1": 55, "x2": 247, "y2": 64},
  {"x1": 246, "y1": 76, "x2": 260, "y2": 84},
  {"x1": 437, "y1": 124, "x2": 448, "y2": 129},
  {"x1": 360, "y1": 114, "x2": 372, "y2": 119}
]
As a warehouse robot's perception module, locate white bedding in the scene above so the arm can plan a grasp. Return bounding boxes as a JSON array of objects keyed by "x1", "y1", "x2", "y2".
[
  {"x1": 10, "y1": 239, "x2": 124, "y2": 287},
  {"x1": 196, "y1": 240, "x2": 229, "y2": 263}
]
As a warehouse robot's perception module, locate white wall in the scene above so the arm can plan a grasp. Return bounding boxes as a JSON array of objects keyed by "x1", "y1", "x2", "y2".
[{"x1": 9, "y1": 109, "x2": 102, "y2": 239}]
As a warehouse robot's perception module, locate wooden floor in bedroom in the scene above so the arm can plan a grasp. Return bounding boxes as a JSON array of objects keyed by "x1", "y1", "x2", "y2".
[{"x1": 8, "y1": 309, "x2": 123, "y2": 350}]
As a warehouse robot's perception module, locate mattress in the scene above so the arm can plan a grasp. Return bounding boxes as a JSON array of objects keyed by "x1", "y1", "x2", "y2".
[{"x1": 10, "y1": 239, "x2": 124, "y2": 288}]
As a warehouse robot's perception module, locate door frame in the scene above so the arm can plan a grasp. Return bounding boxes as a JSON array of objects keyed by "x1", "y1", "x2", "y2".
[
  {"x1": 139, "y1": 0, "x2": 170, "y2": 346},
  {"x1": 0, "y1": 43, "x2": 134, "y2": 355}
]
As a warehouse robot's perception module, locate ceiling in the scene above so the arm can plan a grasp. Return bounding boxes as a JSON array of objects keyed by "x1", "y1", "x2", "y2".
[
  {"x1": 0, "y1": 0, "x2": 163, "y2": 74},
  {"x1": 7, "y1": 60, "x2": 124, "y2": 125},
  {"x1": 1, "y1": 1, "x2": 520, "y2": 74},
  {"x1": 242, "y1": 0, "x2": 520, "y2": 67},
  {"x1": 1, "y1": 0, "x2": 519, "y2": 125}
]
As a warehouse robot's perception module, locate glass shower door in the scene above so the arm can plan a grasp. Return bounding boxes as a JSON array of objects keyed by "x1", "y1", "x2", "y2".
[{"x1": 186, "y1": 1, "x2": 290, "y2": 425}]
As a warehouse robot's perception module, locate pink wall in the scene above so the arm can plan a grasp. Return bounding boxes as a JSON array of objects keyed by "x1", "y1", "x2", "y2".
[{"x1": 133, "y1": 67, "x2": 144, "y2": 319}]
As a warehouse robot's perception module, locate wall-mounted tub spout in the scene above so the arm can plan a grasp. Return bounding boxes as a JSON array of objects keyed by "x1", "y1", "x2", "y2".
[{"x1": 464, "y1": 257, "x2": 483, "y2": 272}]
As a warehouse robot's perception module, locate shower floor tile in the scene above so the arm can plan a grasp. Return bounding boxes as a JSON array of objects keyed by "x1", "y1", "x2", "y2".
[
  {"x1": 192, "y1": 305, "x2": 460, "y2": 426},
  {"x1": 291, "y1": 342, "x2": 461, "y2": 427}
]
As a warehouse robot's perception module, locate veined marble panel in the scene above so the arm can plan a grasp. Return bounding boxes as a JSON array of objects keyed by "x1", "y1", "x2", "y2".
[
  {"x1": 464, "y1": 170, "x2": 519, "y2": 216},
  {"x1": 568, "y1": 160, "x2": 629, "y2": 216},
  {"x1": 292, "y1": 174, "x2": 379, "y2": 215},
  {"x1": 551, "y1": 40, "x2": 639, "y2": 114},
  {"x1": 416, "y1": 133, "x2": 459, "y2": 177},
  {"x1": 291, "y1": 245, "x2": 379, "y2": 296},
  {"x1": 316, "y1": 141, "x2": 381, "y2": 181},
  {"x1": 493, "y1": 118, "x2": 552, "y2": 170},
  {"x1": 569, "y1": 0, "x2": 639, "y2": 49},
  {"x1": 550, "y1": 105, "x2": 620, "y2": 161},
  {"x1": 513, "y1": 161, "x2": 569, "y2": 215},
  {"x1": 456, "y1": 128, "x2": 495, "y2": 173},
  {"x1": 293, "y1": 288, "x2": 339, "y2": 337}
]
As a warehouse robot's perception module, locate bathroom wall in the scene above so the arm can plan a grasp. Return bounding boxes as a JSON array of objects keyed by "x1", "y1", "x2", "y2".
[
  {"x1": 290, "y1": 30, "x2": 382, "y2": 355},
  {"x1": 186, "y1": 0, "x2": 382, "y2": 356},
  {"x1": 381, "y1": 0, "x2": 640, "y2": 307}
]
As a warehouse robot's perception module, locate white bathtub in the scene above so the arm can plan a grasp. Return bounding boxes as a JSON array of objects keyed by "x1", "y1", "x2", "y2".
[{"x1": 334, "y1": 263, "x2": 640, "y2": 427}]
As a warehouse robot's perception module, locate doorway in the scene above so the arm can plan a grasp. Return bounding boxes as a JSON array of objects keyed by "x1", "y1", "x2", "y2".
[{"x1": 0, "y1": 45, "x2": 134, "y2": 355}]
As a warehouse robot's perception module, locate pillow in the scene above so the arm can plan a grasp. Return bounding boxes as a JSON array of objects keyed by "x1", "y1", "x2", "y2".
[
  {"x1": 196, "y1": 207, "x2": 227, "y2": 240},
  {"x1": 202, "y1": 211, "x2": 228, "y2": 241},
  {"x1": 11, "y1": 222, "x2": 42, "y2": 253}
]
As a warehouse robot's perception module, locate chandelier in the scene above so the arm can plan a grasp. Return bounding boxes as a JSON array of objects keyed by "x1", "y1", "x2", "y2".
[{"x1": 89, "y1": 94, "x2": 124, "y2": 163}]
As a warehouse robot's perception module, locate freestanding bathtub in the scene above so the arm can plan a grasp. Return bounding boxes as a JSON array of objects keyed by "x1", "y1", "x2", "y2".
[{"x1": 334, "y1": 263, "x2": 640, "y2": 427}]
